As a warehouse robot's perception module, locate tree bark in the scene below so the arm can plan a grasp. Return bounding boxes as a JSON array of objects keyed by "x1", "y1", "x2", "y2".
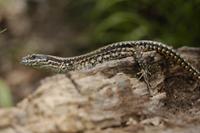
[{"x1": 0, "y1": 47, "x2": 200, "y2": 133}]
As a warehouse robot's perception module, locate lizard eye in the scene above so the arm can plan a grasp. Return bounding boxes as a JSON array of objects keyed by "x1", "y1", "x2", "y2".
[{"x1": 31, "y1": 55, "x2": 36, "y2": 59}]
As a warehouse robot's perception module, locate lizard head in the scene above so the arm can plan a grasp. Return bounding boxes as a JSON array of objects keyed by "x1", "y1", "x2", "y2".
[
  {"x1": 21, "y1": 54, "x2": 73, "y2": 73},
  {"x1": 21, "y1": 54, "x2": 48, "y2": 67}
]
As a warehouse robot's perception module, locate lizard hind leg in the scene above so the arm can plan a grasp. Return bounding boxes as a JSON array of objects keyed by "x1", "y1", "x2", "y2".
[{"x1": 133, "y1": 47, "x2": 153, "y2": 96}]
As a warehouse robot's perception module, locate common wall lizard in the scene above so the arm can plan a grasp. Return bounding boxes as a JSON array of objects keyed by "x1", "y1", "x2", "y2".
[{"x1": 21, "y1": 40, "x2": 200, "y2": 81}]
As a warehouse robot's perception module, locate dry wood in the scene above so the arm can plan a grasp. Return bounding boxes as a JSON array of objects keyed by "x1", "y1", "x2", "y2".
[{"x1": 0, "y1": 47, "x2": 200, "y2": 133}]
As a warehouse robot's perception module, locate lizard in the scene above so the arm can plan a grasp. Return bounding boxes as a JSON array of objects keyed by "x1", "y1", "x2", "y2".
[
  {"x1": 21, "y1": 40, "x2": 200, "y2": 80},
  {"x1": 21, "y1": 40, "x2": 200, "y2": 93}
]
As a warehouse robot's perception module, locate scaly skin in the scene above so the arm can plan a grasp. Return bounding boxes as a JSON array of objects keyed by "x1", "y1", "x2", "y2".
[{"x1": 21, "y1": 40, "x2": 200, "y2": 81}]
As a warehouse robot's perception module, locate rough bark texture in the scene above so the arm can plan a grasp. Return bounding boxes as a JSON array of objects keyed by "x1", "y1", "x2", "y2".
[{"x1": 0, "y1": 47, "x2": 200, "y2": 133}]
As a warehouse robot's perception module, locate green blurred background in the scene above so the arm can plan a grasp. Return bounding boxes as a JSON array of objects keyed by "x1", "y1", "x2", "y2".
[{"x1": 0, "y1": 0, "x2": 200, "y2": 107}]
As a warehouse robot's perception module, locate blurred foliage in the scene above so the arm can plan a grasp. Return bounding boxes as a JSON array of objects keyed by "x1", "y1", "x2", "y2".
[
  {"x1": 66, "y1": 0, "x2": 200, "y2": 47},
  {"x1": 0, "y1": 80, "x2": 13, "y2": 107}
]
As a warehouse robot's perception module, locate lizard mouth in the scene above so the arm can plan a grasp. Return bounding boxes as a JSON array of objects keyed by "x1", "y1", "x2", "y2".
[{"x1": 21, "y1": 56, "x2": 30, "y2": 66}]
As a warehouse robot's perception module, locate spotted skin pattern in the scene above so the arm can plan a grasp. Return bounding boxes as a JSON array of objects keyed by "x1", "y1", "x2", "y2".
[{"x1": 21, "y1": 40, "x2": 200, "y2": 81}]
